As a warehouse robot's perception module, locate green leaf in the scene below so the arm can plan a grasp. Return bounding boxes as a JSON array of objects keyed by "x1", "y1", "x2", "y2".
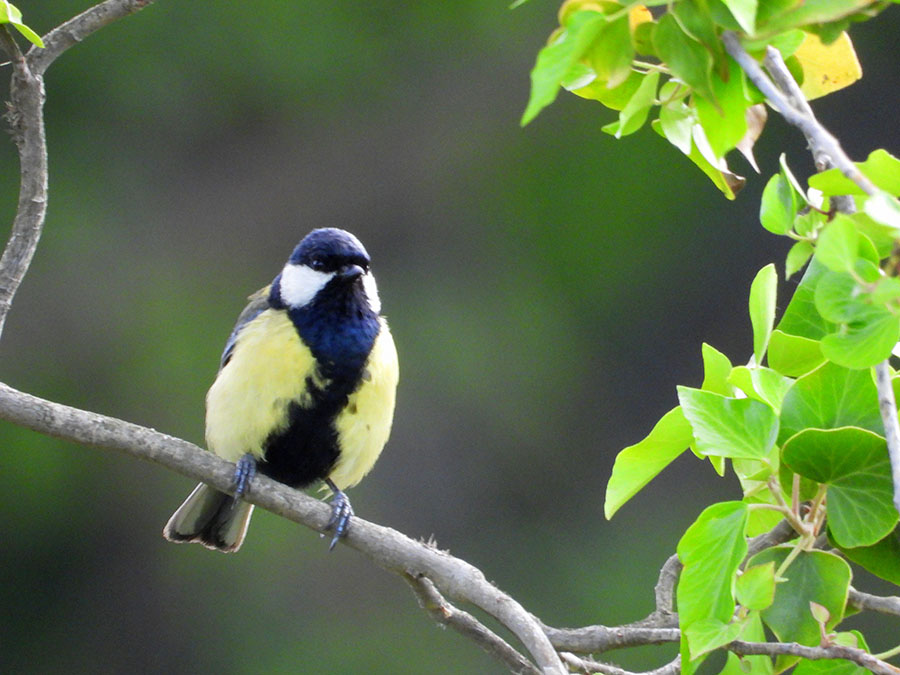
[
  {"x1": 838, "y1": 524, "x2": 900, "y2": 584},
  {"x1": 776, "y1": 258, "x2": 835, "y2": 340},
  {"x1": 821, "y1": 306, "x2": 900, "y2": 369},
  {"x1": 722, "y1": 0, "x2": 758, "y2": 33},
  {"x1": 760, "y1": 173, "x2": 798, "y2": 235},
  {"x1": 755, "y1": 0, "x2": 878, "y2": 39},
  {"x1": 864, "y1": 191, "x2": 900, "y2": 229},
  {"x1": 586, "y1": 14, "x2": 634, "y2": 89},
  {"x1": 0, "y1": 1, "x2": 44, "y2": 47},
  {"x1": 719, "y1": 613, "x2": 773, "y2": 675},
  {"x1": 750, "y1": 264, "x2": 777, "y2": 363},
  {"x1": 783, "y1": 427, "x2": 898, "y2": 547},
  {"x1": 701, "y1": 343, "x2": 734, "y2": 395},
  {"x1": 695, "y1": 57, "x2": 752, "y2": 159},
  {"x1": 767, "y1": 330, "x2": 824, "y2": 377},
  {"x1": 673, "y1": 0, "x2": 724, "y2": 60},
  {"x1": 786, "y1": 240, "x2": 814, "y2": 279},
  {"x1": 737, "y1": 562, "x2": 776, "y2": 611},
  {"x1": 568, "y1": 69, "x2": 643, "y2": 110},
  {"x1": 659, "y1": 100, "x2": 695, "y2": 155},
  {"x1": 678, "y1": 387, "x2": 779, "y2": 460},
  {"x1": 604, "y1": 70, "x2": 660, "y2": 138},
  {"x1": 652, "y1": 121, "x2": 745, "y2": 199},
  {"x1": 749, "y1": 547, "x2": 850, "y2": 645},
  {"x1": 683, "y1": 618, "x2": 744, "y2": 660},
  {"x1": 815, "y1": 215, "x2": 859, "y2": 272},
  {"x1": 728, "y1": 366, "x2": 793, "y2": 412},
  {"x1": 809, "y1": 149, "x2": 900, "y2": 196},
  {"x1": 778, "y1": 361, "x2": 882, "y2": 443},
  {"x1": 653, "y1": 13, "x2": 714, "y2": 102},
  {"x1": 814, "y1": 270, "x2": 860, "y2": 323},
  {"x1": 677, "y1": 501, "x2": 749, "y2": 628},
  {"x1": 521, "y1": 12, "x2": 607, "y2": 126},
  {"x1": 605, "y1": 406, "x2": 692, "y2": 518}
]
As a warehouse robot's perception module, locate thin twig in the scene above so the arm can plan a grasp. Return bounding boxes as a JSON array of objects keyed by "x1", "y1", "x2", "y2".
[
  {"x1": 721, "y1": 32, "x2": 877, "y2": 196},
  {"x1": 27, "y1": 0, "x2": 157, "y2": 76},
  {"x1": 0, "y1": 25, "x2": 46, "y2": 341},
  {"x1": 849, "y1": 588, "x2": 900, "y2": 618},
  {"x1": 542, "y1": 622, "x2": 679, "y2": 654},
  {"x1": 729, "y1": 640, "x2": 900, "y2": 675},
  {"x1": 559, "y1": 653, "x2": 680, "y2": 675},
  {"x1": 0, "y1": 0, "x2": 157, "y2": 340},
  {"x1": 404, "y1": 573, "x2": 540, "y2": 675},
  {"x1": 0, "y1": 381, "x2": 566, "y2": 674}
]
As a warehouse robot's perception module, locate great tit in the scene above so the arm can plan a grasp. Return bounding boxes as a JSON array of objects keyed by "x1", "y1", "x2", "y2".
[{"x1": 163, "y1": 228, "x2": 398, "y2": 552}]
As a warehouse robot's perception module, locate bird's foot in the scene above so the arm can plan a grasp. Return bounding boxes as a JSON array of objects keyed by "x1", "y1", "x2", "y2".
[
  {"x1": 233, "y1": 453, "x2": 257, "y2": 500},
  {"x1": 322, "y1": 479, "x2": 354, "y2": 550}
]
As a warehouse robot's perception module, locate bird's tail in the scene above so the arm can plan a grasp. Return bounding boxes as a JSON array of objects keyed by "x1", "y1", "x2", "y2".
[{"x1": 162, "y1": 483, "x2": 254, "y2": 553}]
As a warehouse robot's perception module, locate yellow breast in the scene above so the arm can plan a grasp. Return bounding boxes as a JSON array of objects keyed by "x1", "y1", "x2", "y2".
[
  {"x1": 330, "y1": 318, "x2": 399, "y2": 490},
  {"x1": 204, "y1": 310, "x2": 399, "y2": 491},
  {"x1": 205, "y1": 309, "x2": 316, "y2": 463}
]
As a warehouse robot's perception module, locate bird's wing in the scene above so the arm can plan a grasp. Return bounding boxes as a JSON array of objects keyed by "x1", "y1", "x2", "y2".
[{"x1": 219, "y1": 285, "x2": 272, "y2": 369}]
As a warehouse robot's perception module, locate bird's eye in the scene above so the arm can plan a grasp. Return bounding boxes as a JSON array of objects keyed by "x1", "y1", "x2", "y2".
[{"x1": 309, "y1": 258, "x2": 326, "y2": 271}]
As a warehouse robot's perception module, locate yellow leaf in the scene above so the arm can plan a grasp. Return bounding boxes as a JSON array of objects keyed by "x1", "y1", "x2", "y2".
[
  {"x1": 794, "y1": 31, "x2": 862, "y2": 101},
  {"x1": 629, "y1": 4, "x2": 652, "y2": 32}
]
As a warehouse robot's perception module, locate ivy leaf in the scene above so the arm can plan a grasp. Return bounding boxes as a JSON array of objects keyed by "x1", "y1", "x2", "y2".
[
  {"x1": 814, "y1": 215, "x2": 859, "y2": 273},
  {"x1": 695, "y1": 57, "x2": 753, "y2": 159},
  {"x1": 521, "y1": 11, "x2": 607, "y2": 126},
  {"x1": 722, "y1": 0, "x2": 758, "y2": 34},
  {"x1": 605, "y1": 407, "x2": 692, "y2": 518},
  {"x1": 778, "y1": 361, "x2": 883, "y2": 444},
  {"x1": 659, "y1": 100, "x2": 695, "y2": 155},
  {"x1": 586, "y1": 14, "x2": 634, "y2": 89},
  {"x1": 749, "y1": 263, "x2": 777, "y2": 364},
  {"x1": 821, "y1": 306, "x2": 900, "y2": 369},
  {"x1": 727, "y1": 365, "x2": 793, "y2": 413},
  {"x1": 837, "y1": 525, "x2": 900, "y2": 585},
  {"x1": 782, "y1": 427, "x2": 898, "y2": 547},
  {"x1": 767, "y1": 330, "x2": 824, "y2": 377},
  {"x1": 678, "y1": 387, "x2": 779, "y2": 460},
  {"x1": 760, "y1": 173, "x2": 798, "y2": 235},
  {"x1": 794, "y1": 31, "x2": 862, "y2": 101},
  {"x1": 701, "y1": 343, "x2": 734, "y2": 396},
  {"x1": 736, "y1": 562, "x2": 776, "y2": 611},
  {"x1": 677, "y1": 501, "x2": 749, "y2": 628},
  {"x1": 653, "y1": 13, "x2": 714, "y2": 103},
  {"x1": 683, "y1": 618, "x2": 744, "y2": 660},
  {"x1": 0, "y1": 1, "x2": 44, "y2": 47},
  {"x1": 786, "y1": 240, "x2": 814, "y2": 279},
  {"x1": 603, "y1": 70, "x2": 660, "y2": 137},
  {"x1": 748, "y1": 547, "x2": 850, "y2": 646},
  {"x1": 808, "y1": 149, "x2": 900, "y2": 196}
]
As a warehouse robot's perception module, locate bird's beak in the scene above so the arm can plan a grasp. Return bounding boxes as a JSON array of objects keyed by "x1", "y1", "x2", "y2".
[{"x1": 338, "y1": 264, "x2": 365, "y2": 280}]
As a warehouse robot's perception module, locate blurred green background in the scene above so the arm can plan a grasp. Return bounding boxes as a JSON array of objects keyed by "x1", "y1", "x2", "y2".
[{"x1": 1, "y1": 2, "x2": 898, "y2": 673}]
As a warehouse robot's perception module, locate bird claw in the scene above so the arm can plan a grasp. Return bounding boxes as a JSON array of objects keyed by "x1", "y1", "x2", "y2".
[
  {"x1": 233, "y1": 453, "x2": 257, "y2": 500},
  {"x1": 322, "y1": 482, "x2": 354, "y2": 550}
]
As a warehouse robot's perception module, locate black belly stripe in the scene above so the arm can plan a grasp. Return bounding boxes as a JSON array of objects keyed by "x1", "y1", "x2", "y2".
[{"x1": 259, "y1": 275, "x2": 380, "y2": 488}]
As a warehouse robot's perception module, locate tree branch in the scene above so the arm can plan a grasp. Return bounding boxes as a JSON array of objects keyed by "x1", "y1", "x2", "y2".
[
  {"x1": 729, "y1": 640, "x2": 900, "y2": 675},
  {"x1": 0, "y1": 0, "x2": 157, "y2": 340},
  {"x1": 849, "y1": 588, "x2": 900, "y2": 618},
  {"x1": 0, "y1": 26, "x2": 46, "y2": 341},
  {"x1": 559, "y1": 653, "x2": 680, "y2": 675},
  {"x1": 404, "y1": 572, "x2": 541, "y2": 675},
  {"x1": 27, "y1": 0, "x2": 157, "y2": 76},
  {"x1": 721, "y1": 33, "x2": 877, "y2": 196},
  {"x1": 0, "y1": 381, "x2": 566, "y2": 674}
]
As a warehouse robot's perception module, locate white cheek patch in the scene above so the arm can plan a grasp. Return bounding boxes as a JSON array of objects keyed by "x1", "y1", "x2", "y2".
[
  {"x1": 362, "y1": 272, "x2": 382, "y2": 314},
  {"x1": 279, "y1": 263, "x2": 334, "y2": 308}
]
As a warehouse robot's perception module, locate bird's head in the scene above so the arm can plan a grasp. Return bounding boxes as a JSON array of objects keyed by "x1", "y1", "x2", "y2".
[{"x1": 273, "y1": 228, "x2": 381, "y2": 313}]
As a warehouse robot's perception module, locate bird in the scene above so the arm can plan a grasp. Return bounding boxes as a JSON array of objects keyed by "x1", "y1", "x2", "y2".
[{"x1": 163, "y1": 228, "x2": 398, "y2": 553}]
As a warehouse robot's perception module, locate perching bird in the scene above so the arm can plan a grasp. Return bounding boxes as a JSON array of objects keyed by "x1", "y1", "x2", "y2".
[{"x1": 163, "y1": 228, "x2": 398, "y2": 552}]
